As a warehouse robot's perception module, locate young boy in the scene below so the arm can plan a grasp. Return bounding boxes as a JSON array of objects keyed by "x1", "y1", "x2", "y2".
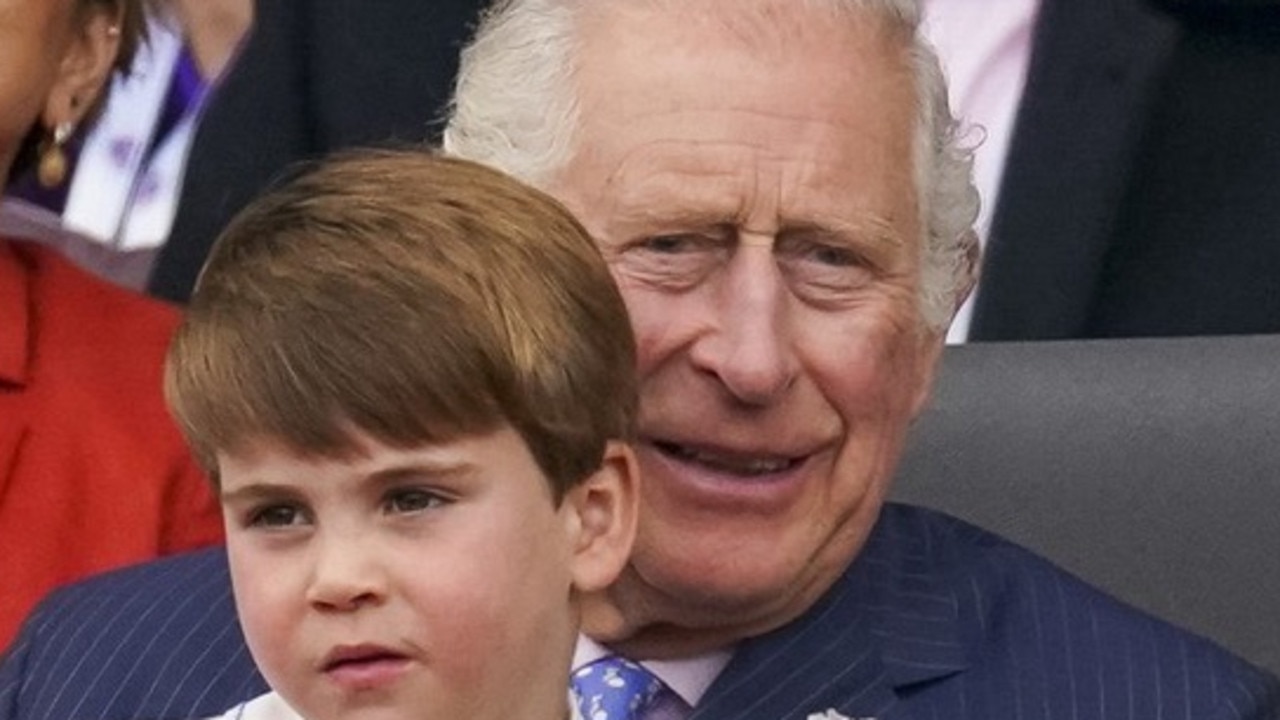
[{"x1": 166, "y1": 151, "x2": 640, "y2": 720}]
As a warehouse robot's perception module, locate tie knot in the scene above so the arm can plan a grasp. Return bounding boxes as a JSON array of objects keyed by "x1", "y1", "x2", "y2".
[{"x1": 571, "y1": 656, "x2": 665, "y2": 720}]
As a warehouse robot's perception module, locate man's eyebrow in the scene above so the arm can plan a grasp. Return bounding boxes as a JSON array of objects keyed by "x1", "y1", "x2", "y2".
[
  {"x1": 609, "y1": 194, "x2": 907, "y2": 249},
  {"x1": 612, "y1": 203, "x2": 739, "y2": 231},
  {"x1": 781, "y1": 215, "x2": 905, "y2": 248}
]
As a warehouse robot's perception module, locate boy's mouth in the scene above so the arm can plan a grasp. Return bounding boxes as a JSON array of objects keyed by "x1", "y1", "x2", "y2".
[{"x1": 321, "y1": 644, "x2": 412, "y2": 689}]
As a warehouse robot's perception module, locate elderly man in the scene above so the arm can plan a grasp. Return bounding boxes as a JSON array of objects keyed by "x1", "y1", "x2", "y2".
[
  {"x1": 2, "y1": 1, "x2": 1277, "y2": 719},
  {"x1": 440, "y1": 1, "x2": 1278, "y2": 718},
  {"x1": 449, "y1": 0, "x2": 974, "y2": 666}
]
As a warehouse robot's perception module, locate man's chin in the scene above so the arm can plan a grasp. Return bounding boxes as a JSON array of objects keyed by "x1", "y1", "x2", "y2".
[{"x1": 591, "y1": 555, "x2": 820, "y2": 658}]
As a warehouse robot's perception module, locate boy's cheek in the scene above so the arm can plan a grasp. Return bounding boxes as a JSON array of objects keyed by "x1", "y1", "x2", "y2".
[{"x1": 227, "y1": 542, "x2": 291, "y2": 633}]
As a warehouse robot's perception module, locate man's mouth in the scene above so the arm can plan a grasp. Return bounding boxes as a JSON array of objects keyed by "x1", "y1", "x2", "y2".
[{"x1": 652, "y1": 440, "x2": 802, "y2": 476}]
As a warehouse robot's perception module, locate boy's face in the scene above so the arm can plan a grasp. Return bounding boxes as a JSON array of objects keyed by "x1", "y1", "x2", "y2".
[{"x1": 220, "y1": 426, "x2": 604, "y2": 720}]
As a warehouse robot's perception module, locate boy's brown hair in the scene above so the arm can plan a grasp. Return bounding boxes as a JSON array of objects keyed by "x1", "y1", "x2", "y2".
[{"x1": 165, "y1": 150, "x2": 636, "y2": 500}]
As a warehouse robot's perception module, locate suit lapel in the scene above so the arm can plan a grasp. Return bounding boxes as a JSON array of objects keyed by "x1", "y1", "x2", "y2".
[
  {"x1": 969, "y1": 0, "x2": 1180, "y2": 339},
  {"x1": 692, "y1": 507, "x2": 968, "y2": 720}
]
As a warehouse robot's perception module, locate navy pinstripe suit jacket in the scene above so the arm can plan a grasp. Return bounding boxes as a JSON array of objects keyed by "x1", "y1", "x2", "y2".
[{"x1": 3, "y1": 504, "x2": 1277, "y2": 719}]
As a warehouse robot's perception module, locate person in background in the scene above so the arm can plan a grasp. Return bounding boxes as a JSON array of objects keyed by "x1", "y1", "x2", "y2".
[
  {"x1": 0, "y1": 0, "x2": 223, "y2": 650},
  {"x1": 925, "y1": 0, "x2": 1280, "y2": 341},
  {"x1": 144, "y1": 0, "x2": 482, "y2": 303},
  {"x1": 3, "y1": 0, "x2": 252, "y2": 290},
  {"x1": 919, "y1": 0, "x2": 1039, "y2": 342}
]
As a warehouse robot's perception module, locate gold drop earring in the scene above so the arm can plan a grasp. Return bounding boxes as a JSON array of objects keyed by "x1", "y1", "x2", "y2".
[{"x1": 37, "y1": 121, "x2": 76, "y2": 188}]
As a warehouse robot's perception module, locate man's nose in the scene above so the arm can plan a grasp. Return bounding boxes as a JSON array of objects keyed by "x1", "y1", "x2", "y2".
[
  {"x1": 305, "y1": 534, "x2": 385, "y2": 612},
  {"x1": 688, "y1": 242, "x2": 799, "y2": 406}
]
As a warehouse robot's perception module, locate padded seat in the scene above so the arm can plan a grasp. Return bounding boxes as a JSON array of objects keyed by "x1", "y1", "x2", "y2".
[{"x1": 894, "y1": 334, "x2": 1280, "y2": 673}]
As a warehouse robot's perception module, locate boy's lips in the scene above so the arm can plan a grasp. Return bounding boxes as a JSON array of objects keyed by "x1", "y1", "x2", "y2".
[{"x1": 320, "y1": 644, "x2": 412, "y2": 690}]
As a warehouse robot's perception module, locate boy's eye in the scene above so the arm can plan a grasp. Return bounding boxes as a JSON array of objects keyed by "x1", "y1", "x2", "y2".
[
  {"x1": 248, "y1": 504, "x2": 306, "y2": 528},
  {"x1": 385, "y1": 488, "x2": 448, "y2": 515}
]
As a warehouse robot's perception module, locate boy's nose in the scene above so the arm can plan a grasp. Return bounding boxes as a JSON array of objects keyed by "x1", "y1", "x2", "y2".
[{"x1": 305, "y1": 539, "x2": 386, "y2": 612}]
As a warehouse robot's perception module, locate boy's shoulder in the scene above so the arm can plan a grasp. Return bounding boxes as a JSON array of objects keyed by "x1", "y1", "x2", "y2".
[{"x1": 201, "y1": 692, "x2": 300, "y2": 720}]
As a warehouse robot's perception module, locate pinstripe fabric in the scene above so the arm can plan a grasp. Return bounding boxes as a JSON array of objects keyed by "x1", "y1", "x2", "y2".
[
  {"x1": 693, "y1": 504, "x2": 1280, "y2": 719},
  {"x1": 0, "y1": 548, "x2": 266, "y2": 720},
  {"x1": 2, "y1": 506, "x2": 1276, "y2": 720}
]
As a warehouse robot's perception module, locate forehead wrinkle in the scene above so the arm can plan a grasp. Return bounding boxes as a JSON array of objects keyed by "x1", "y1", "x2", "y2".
[
  {"x1": 599, "y1": 143, "x2": 905, "y2": 253},
  {"x1": 601, "y1": 134, "x2": 831, "y2": 213},
  {"x1": 738, "y1": 153, "x2": 780, "y2": 237},
  {"x1": 601, "y1": 143, "x2": 754, "y2": 233}
]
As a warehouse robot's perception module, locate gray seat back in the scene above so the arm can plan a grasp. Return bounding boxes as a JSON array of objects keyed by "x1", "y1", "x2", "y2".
[{"x1": 894, "y1": 335, "x2": 1280, "y2": 674}]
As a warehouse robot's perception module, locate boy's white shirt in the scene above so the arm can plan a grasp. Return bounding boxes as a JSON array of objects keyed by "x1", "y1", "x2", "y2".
[
  {"x1": 199, "y1": 690, "x2": 586, "y2": 720},
  {"x1": 196, "y1": 636, "x2": 727, "y2": 720}
]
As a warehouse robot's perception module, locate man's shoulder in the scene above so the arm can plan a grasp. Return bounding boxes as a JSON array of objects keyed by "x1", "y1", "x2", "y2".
[
  {"x1": 867, "y1": 503, "x2": 1280, "y2": 717},
  {"x1": 871, "y1": 502, "x2": 1229, "y2": 647}
]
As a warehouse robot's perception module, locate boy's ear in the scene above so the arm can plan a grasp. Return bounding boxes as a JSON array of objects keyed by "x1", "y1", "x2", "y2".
[
  {"x1": 43, "y1": 3, "x2": 123, "y2": 131},
  {"x1": 563, "y1": 441, "x2": 639, "y2": 593}
]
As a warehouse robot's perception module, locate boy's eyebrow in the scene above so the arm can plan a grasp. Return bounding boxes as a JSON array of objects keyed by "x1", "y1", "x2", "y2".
[
  {"x1": 219, "y1": 458, "x2": 479, "y2": 504},
  {"x1": 220, "y1": 483, "x2": 296, "y2": 505},
  {"x1": 363, "y1": 460, "x2": 477, "y2": 486}
]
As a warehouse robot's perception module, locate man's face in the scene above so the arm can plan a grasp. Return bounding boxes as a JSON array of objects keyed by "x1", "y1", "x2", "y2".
[
  {"x1": 555, "y1": 2, "x2": 943, "y2": 654},
  {"x1": 220, "y1": 427, "x2": 582, "y2": 720}
]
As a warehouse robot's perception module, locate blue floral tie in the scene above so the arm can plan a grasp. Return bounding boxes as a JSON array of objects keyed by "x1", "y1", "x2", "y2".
[{"x1": 571, "y1": 656, "x2": 665, "y2": 720}]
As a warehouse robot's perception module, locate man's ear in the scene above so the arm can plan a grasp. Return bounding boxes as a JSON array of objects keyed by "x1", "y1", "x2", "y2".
[
  {"x1": 42, "y1": 4, "x2": 123, "y2": 131},
  {"x1": 909, "y1": 329, "x2": 946, "y2": 418},
  {"x1": 911, "y1": 228, "x2": 980, "y2": 416},
  {"x1": 952, "y1": 228, "x2": 981, "y2": 317},
  {"x1": 563, "y1": 441, "x2": 639, "y2": 594}
]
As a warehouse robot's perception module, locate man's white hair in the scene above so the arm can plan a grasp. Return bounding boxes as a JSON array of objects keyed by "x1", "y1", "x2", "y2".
[{"x1": 443, "y1": 0, "x2": 980, "y2": 332}]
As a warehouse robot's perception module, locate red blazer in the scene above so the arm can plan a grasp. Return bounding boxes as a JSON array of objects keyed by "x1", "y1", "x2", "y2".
[{"x1": 0, "y1": 239, "x2": 223, "y2": 650}]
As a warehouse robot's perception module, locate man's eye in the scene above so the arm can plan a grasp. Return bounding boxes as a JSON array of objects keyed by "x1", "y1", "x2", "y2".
[
  {"x1": 640, "y1": 234, "x2": 702, "y2": 253},
  {"x1": 385, "y1": 488, "x2": 448, "y2": 515},
  {"x1": 808, "y1": 243, "x2": 862, "y2": 267},
  {"x1": 617, "y1": 231, "x2": 730, "y2": 291},
  {"x1": 775, "y1": 237, "x2": 878, "y2": 303},
  {"x1": 248, "y1": 504, "x2": 305, "y2": 528}
]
